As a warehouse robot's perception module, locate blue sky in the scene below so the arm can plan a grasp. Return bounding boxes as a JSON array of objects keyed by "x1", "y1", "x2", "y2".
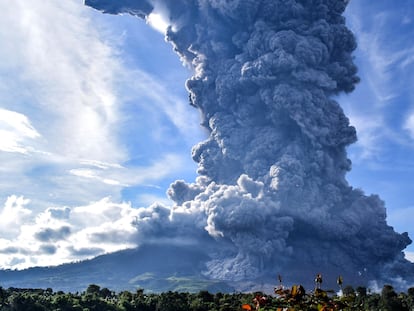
[
  {"x1": 0, "y1": 0, "x2": 413, "y2": 269},
  {"x1": 342, "y1": 0, "x2": 414, "y2": 260}
]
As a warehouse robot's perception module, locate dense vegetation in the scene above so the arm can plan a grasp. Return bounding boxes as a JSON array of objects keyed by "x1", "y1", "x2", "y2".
[{"x1": 0, "y1": 282, "x2": 414, "y2": 310}]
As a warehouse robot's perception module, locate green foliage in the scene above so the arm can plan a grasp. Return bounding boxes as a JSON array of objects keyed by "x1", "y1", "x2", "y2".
[
  {"x1": 379, "y1": 285, "x2": 408, "y2": 311},
  {"x1": 0, "y1": 283, "x2": 413, "y2": 311},
  {"x1": 85, "y1": 284, "x2": 101, "y2": 296}
]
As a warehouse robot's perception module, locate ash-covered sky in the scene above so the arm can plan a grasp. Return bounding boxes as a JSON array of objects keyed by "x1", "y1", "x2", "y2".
[{"x1": 0, "y1": 0, "x2": 413, "y2": 283}]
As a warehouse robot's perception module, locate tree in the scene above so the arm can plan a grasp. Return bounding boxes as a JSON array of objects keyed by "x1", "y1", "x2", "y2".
[
  {"x1": 355, "y1": 286, "x2": 367, "y2": 297},
  {"x1": 380, "y1": 285, "x2": 407, "y2": 311},
  {"x1": 85, "y1": 284, "x2": 101, "y2": 296},
  {"x1": 342, "y1": 285, "x2": 355, "y2": 297}
]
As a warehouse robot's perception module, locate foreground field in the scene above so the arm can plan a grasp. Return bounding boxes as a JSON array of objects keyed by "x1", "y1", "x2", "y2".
[{"x1": 0, "y1": 282, "x2": 414, "y2": 311}]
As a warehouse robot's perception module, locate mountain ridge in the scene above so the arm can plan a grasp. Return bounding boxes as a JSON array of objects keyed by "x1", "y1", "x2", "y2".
[{"x1": 0, "y1": 244, "x2": 234, "y2": 293}]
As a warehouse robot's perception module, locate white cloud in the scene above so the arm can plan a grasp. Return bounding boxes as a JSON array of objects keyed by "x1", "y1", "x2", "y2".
[
  {"x1": 346, "y1": 13, "x2": 393, "y2": 104},
  {"x1": 135, "y1": 193, "x2": 173, "y2": 207},
  {"x1": 0, "y1": 196, "x2": 141, "y2": 270},
  {"x1": 347, "y1": 9, "x2": 413, "y2": 103},
  {"x1": 404, "y1": 114, "x2": 414, "y2": 139},
  {"x1": 0, "y1": 108, "x2": 41, "y2": 154},
  {"x1": 146, "y1": 0, "x2": 172, "y2": 34},
  {"x1": 0, "y1": 196, "x2": 32, "y2": 239},
  {"x1": 147, "y1": 13, "x2": 169, "y2": 33},
  {"x1": 405, "y1": 251, "x2": 414, "y2": 263},
  {"x1": 0, "y1": 0, "x2": 200, "y2": 209},
  {"x1": 69, "y1": 168, "x2": 126, "y2": 186},
  {"x1": 69, "y1": 153, "x2": 187, "y2": 188},
  {"x1": 343, "y1": 3, "x2": 414, "y2": 163},
  {"x1": 0, "y1": 0, "x2": 202, "y2": 268},
  {"x1": 0, "y1": 0, "x2": 130, "y2": 208},
  {"x1": 345, "y1": 110, "x2": 384, "y2": 160},
  {"x1": 0, "y1": 0, "x2": 125, "y2": 163}
]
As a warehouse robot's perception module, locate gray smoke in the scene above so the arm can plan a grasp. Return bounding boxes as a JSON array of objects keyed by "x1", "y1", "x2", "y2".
[{"x1": 85, "y1": 0, "x2": 414, "y2": 287}]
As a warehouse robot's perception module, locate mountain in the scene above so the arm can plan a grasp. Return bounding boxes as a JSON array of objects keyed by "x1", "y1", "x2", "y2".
[
  {"x1": 2, "y1": 243, "x2": 396, "y2": 294},
  {"x1": 0, "y1": 244, "x2": 234, "y2": 293}
]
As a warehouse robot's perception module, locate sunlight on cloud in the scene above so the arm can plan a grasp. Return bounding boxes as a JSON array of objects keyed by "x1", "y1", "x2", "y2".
[
  {"x1": 147, "y1": 12, "x2": 169, "y2": 33},
  {"x1": 0, "y1": 108, "x2": 40, "y2": 154},
  {"x1": 135, "y1": 193, "x2": 173, "y2": 207},
  {"x1": 79, "y1": 159, "x2": 123, "y2": 170},
  {"x1": 0, "y1": 0, "x2": 202, "y2": 268},
  {"x1": 0, "y1": 196, "x2": 32, "y2": 239},
  {"x1": 0, "y1": 0, "x2": 134, "y2": 214},
  {"x1": 0, "y1": 0, "x2": 125, "y2": 163},
  {"x1": 0, "y1": 0, "x2": 177, "y2": 209},
  {"x1": 405, "y1": 251, "x2": 414, "y2": 263},
  {"x1": 70, "y1": 153, "x2": 186, "y2": 187},
  {"x1": 0, "y1": 0, "x2": 201, "y2": 210},
  {"x1": 0, "y1": 197, "x2": 141, "y2": 269},
  {"x1": 145, "y1": 0, "x2": 171, "y2": 34},
  {"x1": 0, "y1": 109, "x2": 39, "y2": 139},
  {"x1": 69, "y1": 168, "x2": 127, "y2": 186}
]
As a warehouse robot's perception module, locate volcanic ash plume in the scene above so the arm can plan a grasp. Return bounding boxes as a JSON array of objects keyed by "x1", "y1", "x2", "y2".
[{"x1": 86, "y1": 0, "x2": 414, "y2": 286}]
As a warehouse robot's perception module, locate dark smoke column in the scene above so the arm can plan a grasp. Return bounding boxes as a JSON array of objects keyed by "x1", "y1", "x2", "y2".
[{"x1": 86, "y1": 0, "x2": 413, "y2": 287}]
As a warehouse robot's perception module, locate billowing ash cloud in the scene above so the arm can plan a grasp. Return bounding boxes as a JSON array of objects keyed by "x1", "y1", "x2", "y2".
[{"x1": 85, "y1": 0, "x2": 414, "y2": 287}]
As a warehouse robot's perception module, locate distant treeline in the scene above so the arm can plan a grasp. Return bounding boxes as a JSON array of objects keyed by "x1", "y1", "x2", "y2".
[{"x1": 0, "y1": 283, "x2": 414, "y2": 310}]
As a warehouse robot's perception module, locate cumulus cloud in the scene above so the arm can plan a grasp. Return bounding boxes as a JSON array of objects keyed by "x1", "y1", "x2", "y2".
[
  {"x1": 0, "y1": 0, "x2": 203, "y2": 271},
  {"x1": 86, "y1": 0, "x2": 414, "y2": 288},
  {"x1": 0, "y1": 196, "x2": 32, "y2": 239},
  {"x1": 0, "y1": 196, "x2": 140, "y2": 269},
  {"x1": 34, "y1": 226, "x2": 72, "y2": 242}
]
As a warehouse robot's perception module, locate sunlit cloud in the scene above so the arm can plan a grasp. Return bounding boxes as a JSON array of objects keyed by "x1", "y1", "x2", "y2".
[
  {"x1": 0, "y1": 196, "x2": 141, "y2": 270},
  {"x1": 145, "y1": 0, "x2": 171, "y2": 34},
  {"x1": 147, "y1": 12, "x2": 169, "y2": 33},
  {"x1": 0, "y1": 196, "x2": 32, "y2": 239},
  {"x1": 135, "y1": 193, "x2": 173, "y2": 207},
  {"x1": 0, "y1": 0, "x2": 196, "y2": 271},
  {"x1": 0, "y1": 0, "x2": 127, "y2": 187},
  {"x1": 0, "y1": 108, "x2": 41, "y2": 154},
  {"x1": 405, "y1": 251, "x2": 414, "y2": 263},
  {"x1": 69, "y1": 153, "x2": 187, "y2": 188},
  {"x1": 0, "y1": 0, "x2": 126, "y2": 162},
  {"x1": 0, "y1": 0, "x2": 199, "y2": 214}
]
